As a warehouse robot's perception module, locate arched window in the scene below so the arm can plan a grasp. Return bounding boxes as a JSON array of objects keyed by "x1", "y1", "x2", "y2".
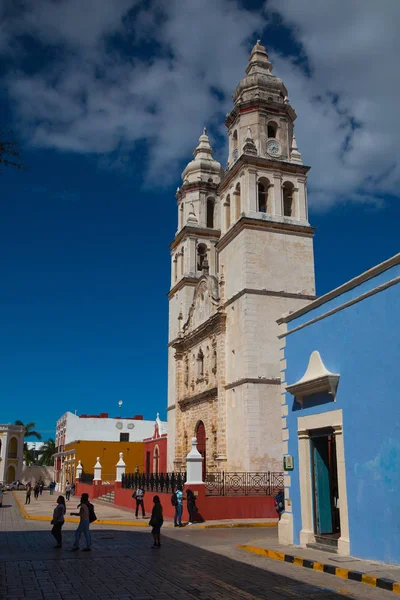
[
  {"x1": 174, "y1": 256, "x2": 178, "y2": 281},
  {"x1": 232, "y1": 130, "x2": 238, "y2": 161},
  {"x1": 8, "y1": 437, "x2": 18, "y2": 459},
  {"x1": 195, "y1": 420, "x2": 206, "y2": 481},
  {"x1": 197, "y1": 243, "x2": 207, "y2": 271},
  {"x1": 197, "y1": 349, "x2": 204, "y2": 378},
  {"x1": 179, "y1": 203, "x2": 183, "y2": 229},
  {"x1": 180, "y1": 248, "x2": 184, "y2": 276},
  {"x1": 267, "y1": 121, "x2": 278, "y2": 139},
  {"x1": 234, "y1": 183, "x2": 241, "y2": 220},
  {"x1": 206, "y1": 198, "x2": 215, "y2": 228},
  {"x1": 224, "y1": 195, "x2": 231, "y2": 230},
  {"x1": 258, "y1": 182, "x2": 267, "y2": 212},
  {"x1": 283, "y1": 181, "x2": 295, "y2": 217}
]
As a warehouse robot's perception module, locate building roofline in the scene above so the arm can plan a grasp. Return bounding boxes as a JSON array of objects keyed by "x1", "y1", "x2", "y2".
[{"x1": 278, "y1": 252, "x2": 400, "y2": 325}]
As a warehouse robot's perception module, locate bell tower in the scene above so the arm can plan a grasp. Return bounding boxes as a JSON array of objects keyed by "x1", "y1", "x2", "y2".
[
  {"x1": 217, "y1": 40, "x2": 316, "y2": 471},
  {"x1": 167, "y1": 129, "x2": 224, "y2": 469}
]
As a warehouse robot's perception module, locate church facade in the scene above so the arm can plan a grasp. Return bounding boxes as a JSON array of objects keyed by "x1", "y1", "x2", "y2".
[{"x1": 167, "y1": 41, "x2": 316, "y2": 474}]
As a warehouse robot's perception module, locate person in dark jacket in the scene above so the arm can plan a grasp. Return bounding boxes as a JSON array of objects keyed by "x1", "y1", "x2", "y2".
[
  {"x1": 186, "y1": 489, "x2": 197, "y2": 525},
  {"x1": 149, "y1": 495, "x2": 163, "y2": 548}
]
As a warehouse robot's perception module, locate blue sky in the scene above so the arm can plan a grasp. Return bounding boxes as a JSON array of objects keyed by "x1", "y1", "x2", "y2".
[{"x1": 0, "y1": 0, "x2": 399, "y2": 440}]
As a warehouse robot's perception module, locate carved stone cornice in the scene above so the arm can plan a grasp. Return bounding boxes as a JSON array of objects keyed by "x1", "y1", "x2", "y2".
[
  {"x1": 172, "y1": 311, "x2": 226, "y2": 351},
  {"x1": 225, "y1": 377, "x2": 281, "y2": 390},
  {"x1": 178, "y1": 387, "x2": 218, "y2": 411},
  {"x1": 170, "y1": 225, "x2": 221, "y2": 251},
  {"x1": 219, "y1": 154, "x2": 310, "y2": 194},
  {"x1": 216, "y1": 216, "x2": 315, "y2": 252},
  {"x1": 168, "y1": 277, "x2": 198, "y2": 298}
]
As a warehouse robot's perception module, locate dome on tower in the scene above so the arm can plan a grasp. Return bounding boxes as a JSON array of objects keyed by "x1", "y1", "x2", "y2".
[
  {"x1": 232, "y1": 40, "x2": 288, "y2": 106},
  {"x1": 181, "y1": 128, "x2": 224, "y2": 184}
]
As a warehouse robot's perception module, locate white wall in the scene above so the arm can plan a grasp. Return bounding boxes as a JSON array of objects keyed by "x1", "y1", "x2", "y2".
[{"x1": 62, "y1": 412, "x2": 166, "y2": 445}]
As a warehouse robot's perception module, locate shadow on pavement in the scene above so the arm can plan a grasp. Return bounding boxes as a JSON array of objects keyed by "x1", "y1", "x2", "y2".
[{"x1": 0, "y1": 522, "x2": 350, "y2": 600}]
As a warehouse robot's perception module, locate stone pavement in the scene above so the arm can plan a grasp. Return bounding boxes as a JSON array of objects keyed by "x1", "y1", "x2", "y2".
[
  {"x1": 14, "y1": 491, "x2": 277, "y2": 529},
  {"x1": 0, "y1": 491, "x2": 396, "y2": 600}
]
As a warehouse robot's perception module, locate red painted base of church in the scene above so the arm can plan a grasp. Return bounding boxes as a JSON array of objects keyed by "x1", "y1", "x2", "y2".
[{"x1": 113, "y1": 484, "x2": 277, "y2": 521}]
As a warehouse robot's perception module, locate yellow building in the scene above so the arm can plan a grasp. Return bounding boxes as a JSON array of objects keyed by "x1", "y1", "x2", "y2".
[
  {"x1": 0, "y1": 424, "x2": 25, "y2": 483},
  {"x1": 60, "y1": 440, "x2": 144, "y2": 488}
]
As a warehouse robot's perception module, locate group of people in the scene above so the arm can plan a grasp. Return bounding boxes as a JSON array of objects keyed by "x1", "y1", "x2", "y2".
[
  {"x1": 25, "y1": 480, "x2": 75, "y2": 504},
  {"x1": 25, "y1": 480, "x2": 44, "y2": 503},
  {"x1": 50, "y1": 492, "x2": 95, "y2": 550}
]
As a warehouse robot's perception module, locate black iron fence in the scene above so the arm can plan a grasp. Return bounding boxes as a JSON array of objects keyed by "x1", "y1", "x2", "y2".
[
  {"x1": 79, "y1": 472, "x2": 94, "y2": 484},
  {"x1": 205, "y1": 471, "x2": 284, "y2": 496},
  {"x1": 122, "y1": 472, "x2": 187, "y2": 494}
]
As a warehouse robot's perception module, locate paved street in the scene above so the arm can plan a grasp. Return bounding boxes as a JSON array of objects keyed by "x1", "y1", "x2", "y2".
[{"x1": 0, "y1": 492, "x2": 396, "y2": 600}]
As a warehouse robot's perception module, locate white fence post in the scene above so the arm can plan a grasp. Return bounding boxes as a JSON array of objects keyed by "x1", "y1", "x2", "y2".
[
  {"x1": 93, "y1": 457, "x2": 102, "y2": 485},
  {"x1": 115, "y1": 452, "x2": 126, "y2": 483},
  {"x1": 186, "y1": 437, "x2": 203, "y2": 484}
]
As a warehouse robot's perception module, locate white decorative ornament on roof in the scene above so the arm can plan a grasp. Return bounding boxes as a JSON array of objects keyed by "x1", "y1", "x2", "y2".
[{"x1": 286, "y1": 350, "x2": 340, "y2": 402}]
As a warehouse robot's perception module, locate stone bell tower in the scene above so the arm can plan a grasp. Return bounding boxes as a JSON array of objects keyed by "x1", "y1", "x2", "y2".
[
  {"x1": 167, "y1": 129, "x2": 224, "y2": 470},
  {"x1": 218, "y1": 40, "x2": 316, "y2": 471}
]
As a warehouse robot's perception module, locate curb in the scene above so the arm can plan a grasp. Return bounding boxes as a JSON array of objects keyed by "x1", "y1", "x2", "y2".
[
  {"x1": 12, "y1": 494, "x2": 276, "y2": 530},
  {"x1": 238, "y1": 544, "x2": 400, "y2": 595}
]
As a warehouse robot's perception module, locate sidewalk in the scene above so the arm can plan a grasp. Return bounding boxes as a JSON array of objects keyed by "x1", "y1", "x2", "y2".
[
  {"x1": 13, "y1": 491, "x2": 278, "y2": 529},
  {"x1": 238, "y1": 537, "x2": 400, "y2": 594}
]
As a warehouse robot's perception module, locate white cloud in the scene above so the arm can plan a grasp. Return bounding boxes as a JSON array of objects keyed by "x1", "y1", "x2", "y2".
[
  {"x1": 266, "y1": 0, "x2": 400, "y2": 208},
  {"x1": 2, "y1": 0, "x2": 399, "y2": 208}
]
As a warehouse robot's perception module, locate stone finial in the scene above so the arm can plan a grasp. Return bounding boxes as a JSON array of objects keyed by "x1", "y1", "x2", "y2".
[
  {"x1": 187, "y1": 202, "x2": 198, "y2": 225},
  {"x1": 247, "y1": 39, "x2": 272, "y2": 74},
  {"x1": 290, "y1": 134, "x2": 303, "y2": 165},
  {"x1": 202, "y1": 258, "x2": 209, "y2": 275},
  {"x1": 242, "y1": 127, "x2": 258, "y2": 156}
]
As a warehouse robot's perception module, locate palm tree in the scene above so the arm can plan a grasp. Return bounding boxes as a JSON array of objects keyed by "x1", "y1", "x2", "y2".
[
  {"x1": 14, "y1": 420, "x2": 42, "y2": 440},
  {"x1": 39, "y1": 438, "x2": 56, "y2": 466},
  {"x1": 23, "y1": 444, "x2": 35, "y2": 466}
]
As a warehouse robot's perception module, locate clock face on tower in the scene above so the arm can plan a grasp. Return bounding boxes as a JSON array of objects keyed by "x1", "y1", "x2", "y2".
[{"x1": 266, "y1": 140, "x2": 281, "y2": 157}]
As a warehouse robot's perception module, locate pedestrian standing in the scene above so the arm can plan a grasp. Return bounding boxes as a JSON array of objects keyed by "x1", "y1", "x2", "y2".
[
  {"x1": 25, "y1": 483, "x2": 32, "y2": 504},
  {"x1": 49, "y1": 481, "x2": 56, "y2": 495},
  {"x1": 70, "y1": 493, "x2": 94, "y2": 552},
  {"x1": 39, "y1": 481, "x2": 44, "y2": 496},
  {"x1": 33, "y1": 483, "x2": 40, "y2": 499},
  {"x1": 65, "y1": 481, "x2": 71, "y2": 501},
  {"x1": 186, "y1": 489, "x2": 198, "y2": 525},
  {"x1": 173, "y1": 486, "x2": 184, "y2": 527},
  {"x1": 51, "y1": 495, "x2": 66, "y2": 548},
  {"x1": 149, "y1": 495, "x2": 163, "y2": 548},
  {"x1": 132, "y1": 487, "x2": 145, "y2": 518}
]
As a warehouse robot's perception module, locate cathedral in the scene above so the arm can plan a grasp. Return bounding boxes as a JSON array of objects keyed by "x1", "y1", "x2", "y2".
[{"x1": 167, "y1": 41, "x2": 316, "y2": 474}]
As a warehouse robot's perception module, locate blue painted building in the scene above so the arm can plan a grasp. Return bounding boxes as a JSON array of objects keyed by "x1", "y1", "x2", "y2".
[{"x1": 278, "y1": 253, "x2": 400, "y2": 563}]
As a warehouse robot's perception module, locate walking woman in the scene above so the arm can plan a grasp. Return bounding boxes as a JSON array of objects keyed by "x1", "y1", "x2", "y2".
[
  {"x1": 149, "y1": 495, "x2": 163, "y2": 548},
  {"x1": 186, "y1": 489, "x2": 197, "y2": 525},
  {"x1": 51, "y1": 495, "x2": 66, "y2": 548},
  {"x1": 25, "y1": 482, "x2": 32, "y2": 505}
]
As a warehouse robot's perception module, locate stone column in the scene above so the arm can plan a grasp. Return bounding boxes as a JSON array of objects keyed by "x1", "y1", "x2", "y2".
[
  {"x1": 273, "y1": 172, "x2": 283, "y2": 216},
  {"x1": 93, "y1": 457, "x2": 102, "y2": 486},
  {"x1": 247, "y1": 168, "x2": 258, "y2": 213},
  {"x1": 186, "y1": 437, "x2": 204, "y2": 484},
  {"x1": 115, "y1": 452, "x2": 126, "y2": 487},
  {"x1": 297, "y1": 177, "x2": 307, "y2": 220}
]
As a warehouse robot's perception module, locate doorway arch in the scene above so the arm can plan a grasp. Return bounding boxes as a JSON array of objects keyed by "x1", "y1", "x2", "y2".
[
  {"x1": 7, "y1": 464, "x2": 16, "y2": 483},
  {"x1": 195, "y1": 420, "x2": 206, "y2": 481}
]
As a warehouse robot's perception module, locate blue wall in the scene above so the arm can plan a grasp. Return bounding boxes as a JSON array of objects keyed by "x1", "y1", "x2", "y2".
[{"x1": 284, "y1": 264, "x2": 400, "y2": 563}]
